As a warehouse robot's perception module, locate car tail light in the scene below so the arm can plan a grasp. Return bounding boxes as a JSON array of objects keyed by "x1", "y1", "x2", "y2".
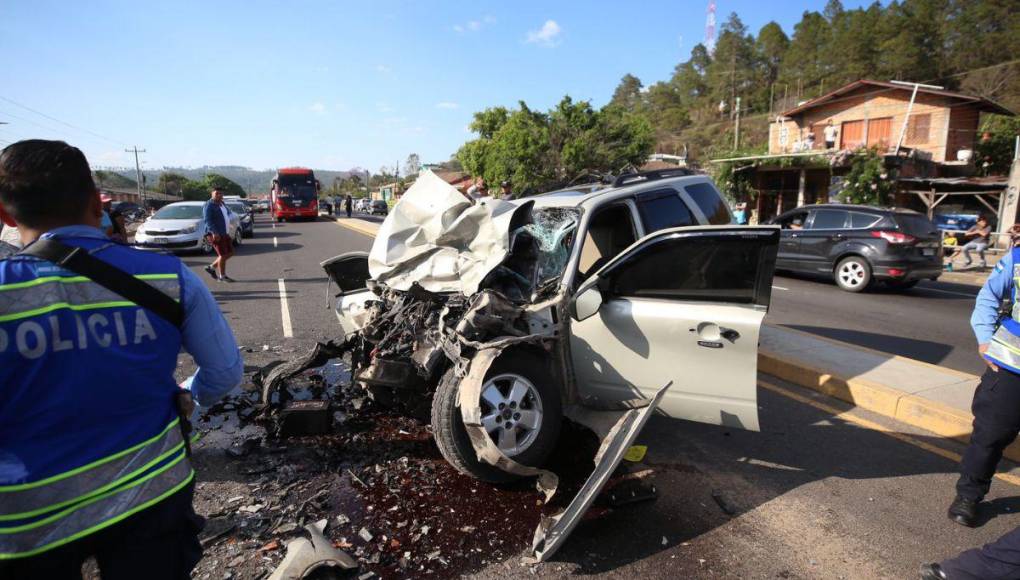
[
  {"x1": 870, "y1": 230, "x2": 916, "y2": 244},
  {"x1": 887, "y1": 268, "x2": 906, "y2": 277}
]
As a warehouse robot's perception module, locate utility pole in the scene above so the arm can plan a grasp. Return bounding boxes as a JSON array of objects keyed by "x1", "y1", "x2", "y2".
[
  {"x1": 734, "y1": 96, "x2": 742, "y2": 148},
  {"x1": 890, "y1": 80, "x2": 944, "y2": 155},
  {"x1": 125, "y1": 146, "x2": 146, "y2": 205}
]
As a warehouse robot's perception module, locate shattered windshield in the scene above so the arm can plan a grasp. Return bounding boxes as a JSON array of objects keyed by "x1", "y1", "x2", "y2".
[{"x1": 522, "y1": 207, "x2": 580, "y2": 284}]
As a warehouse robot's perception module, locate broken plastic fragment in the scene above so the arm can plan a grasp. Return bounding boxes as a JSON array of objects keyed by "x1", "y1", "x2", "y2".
[{"x1": 267, "y1": 519, "x2": 359, "y2": 580}]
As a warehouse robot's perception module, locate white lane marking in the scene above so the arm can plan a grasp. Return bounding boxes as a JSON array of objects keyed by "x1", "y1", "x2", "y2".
[
  {"x1": 273, "y1": 236, "x2": 278, "y2": 248},
  {"x1": 278, "y1": 278, "x2": 293, "y2": 338},
  {"x1": 772, "y1": 285, "x2": 789, "y2": 291}
]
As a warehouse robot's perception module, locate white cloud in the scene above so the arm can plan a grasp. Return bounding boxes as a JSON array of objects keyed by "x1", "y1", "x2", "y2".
[
  {"x1": 375, "y1": 64, "x2": 392, "y2": 74},
  {"x1": 453, "y1": 15, "x2": 495, "y2": 34},
  {"x1": 526, "y1": 20, "x2": 562, "y2": 47},
  {"x1": 436, "y1": 101, "x2": 460, "y2": 110},
  {"x1": 307, "y1": 102, "x2": 327, "y2": 115}
]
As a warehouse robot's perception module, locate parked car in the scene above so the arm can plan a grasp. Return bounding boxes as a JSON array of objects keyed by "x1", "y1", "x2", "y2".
[
  {"x1": 225, "y1": 201, "x2": 255, "y2": 238},
  {"x1": 110, "y1": 201, "x2": 147, "y2": 222},
  {"x1": 135, "y1": 201, "x2": 243, "y2": 253},
  {"x1": 324, "y1": 169, "x2": 778, "y2": 482},
  {"x1": 770, "y1": 204, "x2": 942, "y2": 292},
  {"x1": 369, "y1": 200, "x2": 389, "y2": 216},
  {"x1": 354, "y1": 198, "x2": 370, "y2": 213},
  {"x1": 933, "y1": 212, "x2": 979, "y2": 233},
  {"x1": 253, "y1": 199, "x2": 270, "y2": 213}
]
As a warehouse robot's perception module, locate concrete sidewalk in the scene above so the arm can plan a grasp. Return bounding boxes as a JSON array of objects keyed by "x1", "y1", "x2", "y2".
[
  {"x1": 939, "y1": 268, "x2": 989, "y2": 287},
  {"x1": 757, "y1": 325, "x2": 1020, "y2": 460},
  {"x1": 334, "y1": 217, "x2": 381, "y2": 237}
]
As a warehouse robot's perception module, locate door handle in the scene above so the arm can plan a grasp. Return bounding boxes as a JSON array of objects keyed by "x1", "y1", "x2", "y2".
[{"x1": 692, "y1": 323, "x2": 740, "y2": 345}]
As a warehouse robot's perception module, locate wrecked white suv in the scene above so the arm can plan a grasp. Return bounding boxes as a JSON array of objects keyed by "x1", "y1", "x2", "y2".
[{"x1": 321, "y1": 168, "x2": 779, "y2": 486}]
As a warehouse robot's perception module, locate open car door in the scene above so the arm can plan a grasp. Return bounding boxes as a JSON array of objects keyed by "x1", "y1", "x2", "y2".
[{"x1": 568, "y1": 226, "x2": 779, "y2": 431}]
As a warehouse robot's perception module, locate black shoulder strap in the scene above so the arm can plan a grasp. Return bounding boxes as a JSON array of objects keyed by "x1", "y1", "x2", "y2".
[{"x1": 19, "y1": 238, "x2": 184, "y2": 329}]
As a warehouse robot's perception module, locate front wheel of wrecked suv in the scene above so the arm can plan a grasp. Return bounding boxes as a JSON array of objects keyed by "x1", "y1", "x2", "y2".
[{"x1": 431, "y1": 349, "x2": 562, "y2": 483}]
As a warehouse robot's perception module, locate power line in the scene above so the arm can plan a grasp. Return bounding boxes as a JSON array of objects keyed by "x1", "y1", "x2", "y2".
[{"x1": 0, "y1": 95, "x2": 126, "y2": 146}]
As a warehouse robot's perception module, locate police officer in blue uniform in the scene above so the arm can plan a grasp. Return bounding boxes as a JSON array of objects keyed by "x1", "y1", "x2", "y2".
[
  {"x1": 0, "y1": 140, "x2": 243, "y2": 579},
  {"x1": 947, "y1": 240, "x2": 1020, "y2": 529},
  {"x1": 919, "y1": 236, "x2": 1020, "y2": 579}
]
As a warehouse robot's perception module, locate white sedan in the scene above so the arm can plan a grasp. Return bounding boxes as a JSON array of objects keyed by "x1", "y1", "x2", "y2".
[{"x1": 135, "y1": 201, "x2": 242, "y2": 254}]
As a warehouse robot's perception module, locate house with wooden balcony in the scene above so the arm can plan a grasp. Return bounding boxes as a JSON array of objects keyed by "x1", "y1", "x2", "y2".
[{"x1": 712, "y1": 79, "x2": 1015, "y2": 223}]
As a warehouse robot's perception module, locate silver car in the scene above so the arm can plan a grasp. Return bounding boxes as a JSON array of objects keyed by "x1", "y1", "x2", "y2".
[{"x1": 135, "y1": 201, "x2": 242, "y2": 253}]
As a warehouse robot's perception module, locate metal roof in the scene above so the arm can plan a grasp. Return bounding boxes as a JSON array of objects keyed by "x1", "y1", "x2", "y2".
[{"x1": 780, "y1": 79, "x2": 1015, "y2": 118}]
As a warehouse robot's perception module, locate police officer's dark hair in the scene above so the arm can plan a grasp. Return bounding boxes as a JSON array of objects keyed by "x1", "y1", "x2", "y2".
[{"x1": 0, "y1": 139, "x2": 97, "y2": 229}]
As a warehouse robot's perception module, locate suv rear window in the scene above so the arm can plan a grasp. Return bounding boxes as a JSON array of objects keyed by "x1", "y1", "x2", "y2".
[
  {"x1": 636, "y1": 190, "x2": 695, "y2": 233},
  {"x1": 894, "y1": 214, "x2": 939, "y2": 237},
  {"x1": 684, "y1": 182, "x2": 731, "y2": 225},
  {"x1": 848, "y1": 211, "x2": 882, "y2": 229}
]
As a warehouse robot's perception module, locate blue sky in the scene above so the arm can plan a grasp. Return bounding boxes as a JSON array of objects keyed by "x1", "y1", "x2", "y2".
[{"x1": 0, "y1": 1, "x2": 874, "y2": 172}]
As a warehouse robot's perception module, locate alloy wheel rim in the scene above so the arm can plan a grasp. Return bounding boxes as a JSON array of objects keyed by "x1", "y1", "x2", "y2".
[
  {"x1": 479, "y1": 373, "x2": 544, "y2": 457},
  {"x1": 839, "y1": 262, "x2": 865, "y2": 287}
]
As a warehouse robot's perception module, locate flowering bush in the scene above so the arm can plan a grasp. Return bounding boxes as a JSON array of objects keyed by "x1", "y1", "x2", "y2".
[{"x1": 840, "y1": 148, "x2": 896, "y2": 206}]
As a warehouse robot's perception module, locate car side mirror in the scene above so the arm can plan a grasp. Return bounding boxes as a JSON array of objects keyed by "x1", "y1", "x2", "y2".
[{"x1": 571, "y1": 285, "x2": 604, "y2": 322}]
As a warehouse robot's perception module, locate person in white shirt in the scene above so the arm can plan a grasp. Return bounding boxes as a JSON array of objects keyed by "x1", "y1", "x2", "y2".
[{"x1": 824, "y1": 120, "x2": 839, "y2": 149}]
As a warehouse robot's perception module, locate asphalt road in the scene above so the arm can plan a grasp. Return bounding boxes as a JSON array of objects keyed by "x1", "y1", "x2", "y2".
[
  {"x1": 768, "y1": 272, "x2": 983, "y2": 375},
  {"x1": 174, "y1": 213, "x2": 1020, "y2": 578}
]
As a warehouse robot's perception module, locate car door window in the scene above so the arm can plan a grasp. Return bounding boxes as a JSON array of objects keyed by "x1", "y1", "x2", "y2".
[
  {"x1": 577, "y1": 204, "x2": 637, "y2": 280},
  {"x1": 635, "y1": 189, "x2": 696, "y2": 233},
  {"x1": 777, "y1": 211, "x2": 808, "y2": 230},
  {"x1": 602, "y1": 228, "x2": 778, "y2": 307},
  {"x1": 808, "y1": 209, "x2": 848, "y2": 230},
  {"x1": 684, "y1": 182, "x2": 731, "y2": 225}
]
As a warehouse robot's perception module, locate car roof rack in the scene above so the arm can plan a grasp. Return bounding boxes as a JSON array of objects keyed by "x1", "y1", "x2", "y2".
[{"x1": 611, "y1": 167, "x2": 694, "y2": 188}]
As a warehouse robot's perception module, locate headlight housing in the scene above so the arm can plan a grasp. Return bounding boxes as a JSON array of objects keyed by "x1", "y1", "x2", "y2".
[{"x1": 180, "y1": 225, "x2": 198, "y2": 234}]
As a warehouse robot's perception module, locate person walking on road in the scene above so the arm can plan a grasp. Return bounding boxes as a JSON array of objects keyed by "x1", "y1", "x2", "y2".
[
  {"x1": 920, "y1": 525, "x2": 1020, "y2": 579},
  {"x1": 961, "y1": 216, "x2": 992, "y2": 269},
  {"x1": 0, "y1": 139, "x2": 243, "y2": 579},
  {"x1": 344, "y1": 194, "x2": 352, "y2": 218},
  {"x1": 203, "y1": 187, "x2": 235, "y2": 282},
  {"x1": 947, "y1": 241, "x2": 1020, "y2": 527}
]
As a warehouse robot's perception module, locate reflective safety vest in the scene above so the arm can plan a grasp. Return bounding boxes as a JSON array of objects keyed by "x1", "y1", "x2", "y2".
[
  {"x1": 0, "y1": 233, "x2": 191, "y2": 560},
  {"x1": 985, "y1": 248, "x2": 1020, "y2": 374}
]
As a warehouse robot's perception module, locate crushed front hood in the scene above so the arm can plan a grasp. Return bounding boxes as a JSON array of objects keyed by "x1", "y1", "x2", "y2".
[{"x1": 368, "y1": 170, "x2": 532, "y2": 295}]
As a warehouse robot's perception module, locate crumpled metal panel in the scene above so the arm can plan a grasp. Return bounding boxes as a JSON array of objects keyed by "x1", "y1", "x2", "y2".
[
  {"x1": 368, "y1": 170, "x2": 532, "y2": 295},
  {"x1": 526, "y1": 382, "x2": 672, "y2": 564}
]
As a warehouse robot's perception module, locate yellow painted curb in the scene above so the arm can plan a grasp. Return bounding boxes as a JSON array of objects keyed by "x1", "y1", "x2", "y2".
[
  {"x1": 758, "y1": 350, "x2": 1020, "y2": 462},
  {"x1": 334, "y1": 218, "x2": 379, "y2": 238}
]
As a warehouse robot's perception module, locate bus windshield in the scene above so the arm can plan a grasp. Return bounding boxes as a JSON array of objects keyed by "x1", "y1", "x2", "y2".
[{"x1": 278, "y1": 174, "x2": 316, "y2": 200}]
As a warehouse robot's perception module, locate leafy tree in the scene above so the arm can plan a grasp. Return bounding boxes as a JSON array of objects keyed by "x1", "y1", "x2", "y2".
[
  {"x1": 778, "y1": 11, "x2": 831, "y2": 98},
  {"x1": 975, "y1": 115, "x2": 1020, "y2": 175},
  {"x1": 609, "y1": 74, "x2": 644, "y2": 112},
  {"x1": 203, "y1": 173, "x2": 246, "y2": 198},
  {"x1": 457, "y1": 96, "x2": 653, "y2": 194},
  {"x1": 93, "y1": 170, "x2": 136, "y2": 189},
  {"x1": 404, "y1": 153, "x2": 421, "y2": 177},
  {"x1": 755, "y1": 22, "x2": 789, "y2": 92}
]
